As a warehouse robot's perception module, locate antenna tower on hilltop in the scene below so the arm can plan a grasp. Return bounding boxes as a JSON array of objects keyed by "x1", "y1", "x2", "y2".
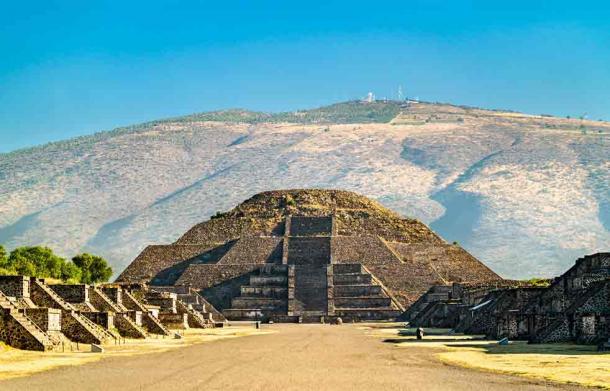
[{"x1": 398, "y1": 85, "x2": 403, "y2": 101}]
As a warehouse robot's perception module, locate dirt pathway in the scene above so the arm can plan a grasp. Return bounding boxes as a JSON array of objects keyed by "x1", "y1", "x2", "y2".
[{"x1": 0, "y1": 324, "x2": 586, "y2": 391}]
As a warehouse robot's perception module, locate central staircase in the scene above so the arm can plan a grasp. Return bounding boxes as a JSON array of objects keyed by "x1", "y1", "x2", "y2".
[
  {"x1": 221, "y1": 216, "x2": 402, "y2": 322},
  {"x1": 289, "y1": 237, "x2": 330, "y2": 321}
]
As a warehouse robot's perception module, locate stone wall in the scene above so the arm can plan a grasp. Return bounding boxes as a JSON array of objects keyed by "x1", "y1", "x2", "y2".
[
  {"x1": 140, "y1": 312, "x2": 171, "y2": 335},
  {"x1": 159, "y1": 313, "x2": 189, "y2": 329},
  {"x1": 183, "y1": 265, "x2": 262, "y2": 310},
  {"x1": 60, "y1": 311, "x2": 105, "y2": 344},
  {"x1": 24, "y1": 308, "x2": 61, "y2": 332},
  {"x1": 0, "y1": 276, "x2": 30, "y2": 298},
  {"x1": 174, "y1": 264, "x2": 262, "y2": 290},
  {"x1": 0, "y1": 309, "x2": 48, "y2": 351},
  {"x1": 331, "y1": 236, "x2": 400, "y2": 264},
  {"x1": 28, "y1": 279, "x2": 73, "y2": 311},
  {"x1": 390, "y1": 243, "x2": 500, "y2": 283},
  {"x1": 146, "y1": 292, "x2": 178, "y2": 313},
  {"x1": 89, "y1": 287, "x2": 123, "y2": 313},
  {"x1": 51, "y1": 284, "x2": 89, "y2": 303},
  {"x1": 83, "y1": 311, "x2": 114, "y2": 330},
  {"x1": 176, "y1": 216, "x2": 285, "y2": 245},
  {"x1": 102, "y1": 287, "x2": 123, "y2": 306},
  {"x1": 114, "y1": 314, "x2": 147, "y2": 338},
  {"x1": 116, "y1": 244, "x2": 214, "y2": 283},
  {"x1": 217, "y1": 237, "x2": 283, "y2": 264},
  {"x1": 287, "y1": 237, "x2": 330, "y2": 265},
  {"x1": 401, "y1": 253, "x2": 609, "y2": 344}
]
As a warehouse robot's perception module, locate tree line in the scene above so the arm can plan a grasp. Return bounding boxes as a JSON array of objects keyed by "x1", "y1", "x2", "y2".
[{"x1": 0, "y1": 245, "x2": 112, "y2": 284}]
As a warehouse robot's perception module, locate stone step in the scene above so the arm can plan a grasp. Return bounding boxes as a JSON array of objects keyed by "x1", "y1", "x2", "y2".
[
  {"x1": 240, "y1": 286, "x2": 288, "y2": 298},
  {"x1": 258, "y1": 265, "x2": 289, "y2": 274},
  {"x1": 32, "y1": 279, "x2": 72, "y2": 310},
  {"x1": 177, "y1": 294, "x2": 201, "y2": 305},
  {"x1": 334, "y1": 308, "x2": 401, "y2": 321},
  {"x1": 74, "y1": 312, "x2": 114, "y2": 342},
  {"x1": 334, "y1": 297, "x2": 392, "y2": 308},
  {"x1": 223, "y1": 308, "x2": 284, "y2": 320},
  {"x1": 334, "y1": 285, "x2": 382, "y2": 297},
  {"x1": 333, "y1": 264, "x2": 362, "y2": 274},
  {"x1": 299, "y1": 313, "x2": 326, "y2": 323},
  {"x1": 8, "y1": 311, "x2": 55, "y2": 349},
  {"x1": 333, "y1": 274, "x2": 372, "y2": 285},
  {"x1": 250, "y1": 276, "x2": 287, "y2": 286},
  {"x1": 294, "y1": 279, "x2": 327, "y2": 287},
  {"x1": 231, "y1": 297, "x2": 287, "y2": 310},
  {"x1": 140, "y1": 311, "x2": 171, "y2": 336}
]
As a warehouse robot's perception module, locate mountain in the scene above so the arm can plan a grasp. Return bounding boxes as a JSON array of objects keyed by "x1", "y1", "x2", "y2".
[{"x1": 0, "y1": 100, "x2": 608, "y2": 279}]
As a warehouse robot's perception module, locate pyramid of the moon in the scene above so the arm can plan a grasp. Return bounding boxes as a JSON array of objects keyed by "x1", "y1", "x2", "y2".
[{"x1": 117, "y1": 189, "x2": 501, "y2": 322}]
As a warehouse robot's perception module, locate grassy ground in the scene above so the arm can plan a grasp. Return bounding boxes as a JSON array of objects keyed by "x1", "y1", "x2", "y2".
[
  {"x1": 363, "y1": 325, "x2": 610, "y2": 389},
  {"x1": 0, "y1": 325, "x2": 271, "y2": 381}
]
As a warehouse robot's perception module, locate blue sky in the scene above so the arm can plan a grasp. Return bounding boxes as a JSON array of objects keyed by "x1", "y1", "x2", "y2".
[{"x1": 1, "y1": 0, "x2": 609, "y2": 152}]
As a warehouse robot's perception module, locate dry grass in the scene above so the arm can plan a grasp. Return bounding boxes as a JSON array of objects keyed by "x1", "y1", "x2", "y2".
[
  {"x1": 436, "y1": 342, "x2": 610, "y2": 389},
  {"x1": 0, "y1": 325, "x2": 271, "y2": 381},
  {"x1": 379, "y1": 326, "x2": 610, "y2": 389}
]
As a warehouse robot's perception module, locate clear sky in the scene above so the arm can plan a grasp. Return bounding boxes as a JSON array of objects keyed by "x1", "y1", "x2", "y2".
[{"x1": 1, "y1": 0, "x2": 609, "y2": 152}]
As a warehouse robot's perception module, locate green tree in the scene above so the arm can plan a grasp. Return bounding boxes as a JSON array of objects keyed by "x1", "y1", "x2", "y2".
[
  {"x1": 60, "y1": 261, "x2": 82, "y2": 282},
  {"x1": 0, "y1": 245, "x2": 7, "y2": 267},
  {"x1": 8, "y1": 246, "x2": 66, "y2": 279},
  {"x1": 0, "y1": 245, "x2": 14, "y2": 275},
  {"x1": 72, "y1": 253, "x2": 112, "y2": 284}
]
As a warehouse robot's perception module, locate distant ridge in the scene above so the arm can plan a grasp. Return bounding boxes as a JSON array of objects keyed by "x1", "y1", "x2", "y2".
[
  {"x1": 1, "y1": 99, "x2": 607, "y2": 279},
  {"x1": 4, "y1": 99, "x2": 608, "y2": 157}
]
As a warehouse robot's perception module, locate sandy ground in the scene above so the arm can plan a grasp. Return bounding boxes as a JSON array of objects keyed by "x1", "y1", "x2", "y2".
[
  {"x1": 0, "y1": 323, "x2": 588, "y2": 391},
  {"x1": 0, "y1": 326, "x2": 270, "y2": 380}
]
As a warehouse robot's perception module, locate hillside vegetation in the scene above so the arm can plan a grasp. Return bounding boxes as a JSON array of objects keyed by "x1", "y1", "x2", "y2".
[
  {"x1": 171, "y1": 101, "x2": 403, "y2": 124},
  {"x1": 0, "y1": 100, "x2": 608, "y2": 278}
]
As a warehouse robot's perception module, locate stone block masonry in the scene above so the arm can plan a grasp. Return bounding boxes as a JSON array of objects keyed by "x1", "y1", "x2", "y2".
[
  {"x1": 289, "y1": 216, "x2": 334, "y2": 237},
  {"x1": 116, "y1": 190, "x2": 502, "y2": 323},
  {"x1": 402, "y1": 253, "x2": 610, "y2": 345},
  {"x1": 0, "y1": 276, "x2": 30, "y2": 299},
  {"x1": 0, "y1": 290, "x2": 56, "y2": 351},
  {"x1": 24, "y1": 308, "x2": 62, "y2": 332},
  {"x1": 0, "y1": 276, "x2": 216, "y2": 351}
]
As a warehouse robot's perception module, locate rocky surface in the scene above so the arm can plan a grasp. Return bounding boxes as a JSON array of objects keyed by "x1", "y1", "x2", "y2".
[{"x1": 0, "y1": 101, "x2": 608, "y2": 278}]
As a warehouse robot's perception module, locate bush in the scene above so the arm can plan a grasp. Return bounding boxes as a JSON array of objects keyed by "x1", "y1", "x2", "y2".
[
  {"x1": 61, "y1": 261, "x2": 82, "y2": 282},
  {"x1": 285, "y1": 194, "x2": 297, "y2": 207},
  {"x1": 211, "y1": 211, "x2": 225, "y2": 219},
  {"x1": 8, "y1": 246, "x2": 67, "y2": 279},
  {"x1": 0, "y1": 245, "x2": 7, "y2": 268},
  {"x1": 523, "y1": 278, "x2": 551, "y2": 288},
  {"x1": 0, "y1": 245, "x2": 108, "y2": 283},
  {"x1": 72, "y1": 253, "x2": 112, "y2": 284}
]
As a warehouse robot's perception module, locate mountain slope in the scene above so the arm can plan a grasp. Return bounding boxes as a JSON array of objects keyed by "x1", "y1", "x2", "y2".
[{"x1": 0, "y1": 100, "x2": 608, "y2": 278}]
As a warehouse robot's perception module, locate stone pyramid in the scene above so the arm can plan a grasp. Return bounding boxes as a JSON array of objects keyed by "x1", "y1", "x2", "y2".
[{"x1": 117, "y1": 189, "x2": 501, "y2": 322}]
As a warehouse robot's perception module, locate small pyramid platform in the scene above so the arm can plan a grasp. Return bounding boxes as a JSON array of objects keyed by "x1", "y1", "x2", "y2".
[{"x1": 117, "y1": 189, "x2": 501, "y2": 322}]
